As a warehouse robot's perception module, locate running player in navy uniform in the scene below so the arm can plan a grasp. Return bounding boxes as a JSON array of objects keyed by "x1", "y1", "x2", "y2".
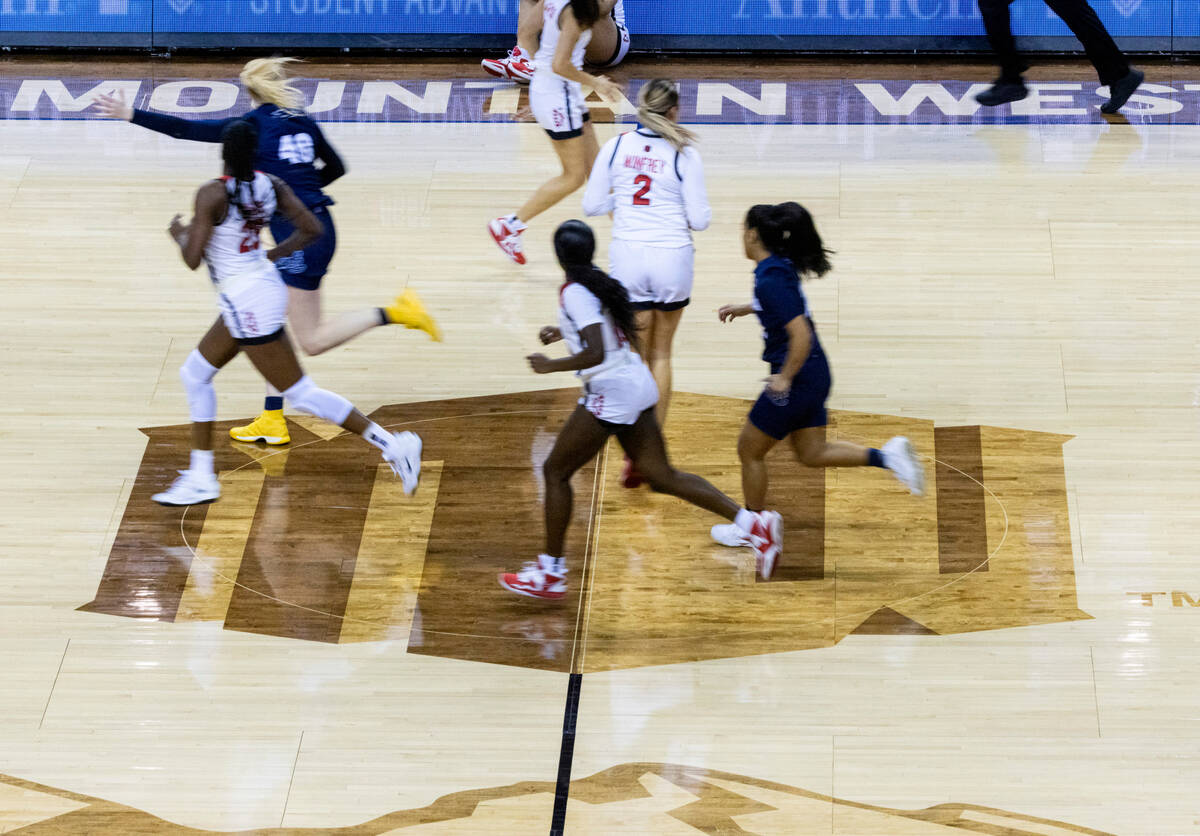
[
  {"x1": 497, "y1": 221, "x2": 782, "y2": 598},
  {"x1": 710, "y1": 202, "x2": 925, "y2": 555},
  {"x1": 94, "y1": 58, "x2": 440, "y2": 446}
]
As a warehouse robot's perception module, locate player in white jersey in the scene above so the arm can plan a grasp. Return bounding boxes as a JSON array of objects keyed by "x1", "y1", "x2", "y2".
[
  {"x1": 481, "y1": 0, "x2": 630, "y2": 83},
  {"x1": 583, "y1": 79, "x2": 710, "y2": 487},
  {"x1": 497, "y1": 221, "x2": 782, "y2": 600},
  {"x1": 488, "y1": 0, "x2": 623, "y2": 266},
  {"x1": 151, "y1": 120, "x2": 422, "y2": 506}
]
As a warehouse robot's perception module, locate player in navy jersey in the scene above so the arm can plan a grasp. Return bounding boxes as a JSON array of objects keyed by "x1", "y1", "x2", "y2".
[
  {"x1": 710, "y1": 202, "x2": 926, "y2": 555},
  {"x1": 94, "y1": 58, "x2": 440, "y2": 447}
]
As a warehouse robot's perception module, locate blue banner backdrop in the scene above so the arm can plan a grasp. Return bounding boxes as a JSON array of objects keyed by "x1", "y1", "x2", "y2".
[{"x1": 0, "y1": 0, "x2": 1195, "y2": 47}]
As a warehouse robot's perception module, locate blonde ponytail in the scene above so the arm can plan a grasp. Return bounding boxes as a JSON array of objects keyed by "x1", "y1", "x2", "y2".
[
  {"x1": 636, "y1": 78, "x2": 696, "y2": 153},
  {"x1": 239, "y1": 57, "x2": 305, "y2": 112}
]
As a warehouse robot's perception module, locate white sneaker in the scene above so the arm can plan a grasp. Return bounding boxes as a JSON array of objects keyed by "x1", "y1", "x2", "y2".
[
  {"x1": 711, "y1": 523, "x2": 753, "y2": 548},
  {"x1": 498, "y1": 555, "x2": 568, "y2": 600},
  {"x1": 881, "y1": 436, "x2": 925, "y2": 496},
  {"x1": 382, "y1": 431, "x2": 422, "y2": 495},
  {"x1": 152, "y1": 469, "x2": 220, "y2": 506},
  {"x1": 488, "y1": 217, "x2": 526, "y2": 265},
  {"x1": 748, "y1": 510, "x2": 783, "y2": 580}
]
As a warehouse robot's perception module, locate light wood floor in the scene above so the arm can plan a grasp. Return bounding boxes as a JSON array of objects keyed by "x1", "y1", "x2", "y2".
[{"x1": 2, "y1": 57, "x2": 1200, "y2": 834}]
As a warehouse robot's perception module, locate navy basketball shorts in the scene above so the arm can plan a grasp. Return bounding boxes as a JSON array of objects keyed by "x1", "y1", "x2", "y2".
[
  {"x1": 269, "y1": 206, "x2": 336, "y2": 291},
  {"x1": 748, "y1": 363, "x2": 832, "y2": 441}
]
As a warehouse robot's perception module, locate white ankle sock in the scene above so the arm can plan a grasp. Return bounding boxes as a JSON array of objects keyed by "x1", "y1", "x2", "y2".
[
  {"x1": 190, "y1": 449, "x2": 215, "y2": 476},
  {"x1": 734, "y1": 508, "x2": 757, "y2": 532},
  {"x1": 507, "y1": 214, "x2": 527, "y2": 232},
  {"x1": 361, "y1": 422, "x2": 391, "y2": 452},
  {"x1": 539, "y1": 554, "x2": 566, "y2": 575}
]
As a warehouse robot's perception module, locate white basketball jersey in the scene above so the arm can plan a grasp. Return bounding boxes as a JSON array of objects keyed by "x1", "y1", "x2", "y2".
[
  {"x1": 558, "y1": 281, "x2": 639, "y2": 381},
  {"x1": 205, "y1": 172, "x2": 277, "y2": 285},
  {"x1": 603, "y1": 130, "x2": 703, "y2": 248},
  {"x1": 535, "y1": 0, "x2": 592, "y2": 76}
]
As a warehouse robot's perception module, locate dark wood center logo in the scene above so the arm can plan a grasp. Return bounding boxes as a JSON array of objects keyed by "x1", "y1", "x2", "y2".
[{"x1": 82, "y1": 389, "x2": 1087, "y2": 672}]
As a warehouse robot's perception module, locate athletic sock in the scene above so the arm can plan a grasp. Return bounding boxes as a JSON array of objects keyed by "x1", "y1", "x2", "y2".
[
  {"x1": 507, "y1": 214, "x2": 527, "y2": 233},
  {"x1": 734, "y1": 508, "x2": 757, "y2": 533},
  {"x1": 264, "y1": 396, "x2": 283, "y2": 412},
  {"x1": 868, "y1": 448, "x2": 886, "y2": 469},
  {"x1": 190, "y1": 449, "x2": 215, "y2": 476},
  {"x1": 539, "y1": 554, "x2": 566, "y2": 576},
  {"x1": 361, "y1": 422, "x2": 392, "y2": 452}
]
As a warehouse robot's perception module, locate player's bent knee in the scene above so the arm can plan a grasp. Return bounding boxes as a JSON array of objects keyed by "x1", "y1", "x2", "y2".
[
  {"x1": 283, "y1": 375, "x2": 354, "y2": 426},
  {"x1": 179, "y1": 349, "x2": 218, "y2": 423}
]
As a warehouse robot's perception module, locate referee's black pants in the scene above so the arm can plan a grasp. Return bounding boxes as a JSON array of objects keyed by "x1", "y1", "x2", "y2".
[{"x1": 978, "y1": 0, "x2": 1129, "y2": 86}]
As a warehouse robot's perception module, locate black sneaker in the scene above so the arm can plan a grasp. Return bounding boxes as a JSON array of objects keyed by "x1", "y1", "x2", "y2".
[
  {"x1": 975, "y1": 79, "x2": 1029, "y2": 107},
  {"x1": 1100, "y1": 68, "x2": 1144, "y2": 114}
]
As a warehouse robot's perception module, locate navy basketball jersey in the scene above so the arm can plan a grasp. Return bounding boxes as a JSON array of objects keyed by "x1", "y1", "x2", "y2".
[{"x1": 242, "y1": 104, "x2": 337, "y2": 209}]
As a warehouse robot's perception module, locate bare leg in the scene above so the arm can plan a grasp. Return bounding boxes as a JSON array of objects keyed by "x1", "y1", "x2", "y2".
[
  {"x1": 788, "y1": 426, "x2": 871, "y2": 468},
  {"x1": 517, "y1": 123, "x2": 600, "y2": 223},
  {"x1": 542, "y1": 406, "x2": 612, "y2": 557},
  {"x1": 647, "y1": 308, "x2": 682, "y2": 426},
  {"x1": 617, "y1": 409, "x2": 740, "y2": 521},
  {"x1": 193, "y1": 317, "x2": 241, "y2": 452},
  {"x1": 516, "y1": 0, "x2": 543, "y2": 56},
  {"x1": 239, "y1": 331, "x2": 374, "y2": 436},
  {"x1": 737, "y1": 420, "x2": 780, "y2": 511},
  {"x1": 286, "y1": 286, "x2": 382, "y2": 357},
  {"x1": 583, "y1": 10, "x2": 619, "y2": 65}
]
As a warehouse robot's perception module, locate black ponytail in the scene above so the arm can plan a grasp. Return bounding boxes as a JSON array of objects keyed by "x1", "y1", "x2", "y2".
[
  {"x1": 220, "y1": 119, "x2": 266, "y2": 232},
  {"x1": 746, "y1": 201, "x2": 833, "y2": 278},
  {"x1": 554, "y1": 220, "x2": 640, "y2": 352},
  {"x1": 221, "y1": 119, "x2": 258, "y2": 183}
]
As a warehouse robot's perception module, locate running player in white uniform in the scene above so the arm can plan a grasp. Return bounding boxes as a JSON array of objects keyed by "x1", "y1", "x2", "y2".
[
  {"x1": 497, "y1": 221, "x2": 782, "y2": 599},
  {"x1": 481, "y1": 0, "x2": 630, "y2": 83},
  {"x1": 151, "y1": 120, "x2": 422, "y2": 506},
  {"x1": 582, "y1": 78, "x2": 709, "y2": 487},
  {"x1": 488, "y1": 0, "x2": 622, "y2": 266}
]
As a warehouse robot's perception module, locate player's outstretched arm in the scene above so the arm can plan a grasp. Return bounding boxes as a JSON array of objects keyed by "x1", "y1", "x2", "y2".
[{"x1": 94, "y1": 91, "x2": 234, "y2": 143}]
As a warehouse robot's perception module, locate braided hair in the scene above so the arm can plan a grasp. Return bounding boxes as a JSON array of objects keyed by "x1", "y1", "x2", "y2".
[
  {"x1": 554, "y1": 220, "x2": 640, "y2": 353},
  {"x1": 745, "y1": 201, "x2": 833, "y2": 278},
  {"x1": 220, "y1": 119, "x2": 267, "y2": 234}
]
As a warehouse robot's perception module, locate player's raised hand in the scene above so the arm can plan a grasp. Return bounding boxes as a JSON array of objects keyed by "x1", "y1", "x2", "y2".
[{"x1": 94, "y1": 91, "x2": 133, "y2": 121}]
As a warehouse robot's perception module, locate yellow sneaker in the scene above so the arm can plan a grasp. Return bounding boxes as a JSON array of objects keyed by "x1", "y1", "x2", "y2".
[
  {"x1": 384, "y1": 289, "x2": 442, "y2": 342},
  {"x1": 229, "y1": 409, "x2": 290, "y2": 445}
]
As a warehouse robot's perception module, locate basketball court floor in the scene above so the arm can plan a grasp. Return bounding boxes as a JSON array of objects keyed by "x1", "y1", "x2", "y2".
[{"x1": 1, "y1": 55, "x2": 1199, "y2": 834}]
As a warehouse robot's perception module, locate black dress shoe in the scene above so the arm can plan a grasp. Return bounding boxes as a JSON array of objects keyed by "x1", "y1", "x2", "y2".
[
  {"x1": 975, "y1": 79, "x2": 1029, "y2": 107},
  {"x1": 1101, "y1": 68, "x2": 1144, "y2": 114}
]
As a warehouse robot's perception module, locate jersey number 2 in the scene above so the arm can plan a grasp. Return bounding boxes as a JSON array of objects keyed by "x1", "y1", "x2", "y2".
[
  {"x1": 239, "y1": 225, "x2": 260, "y2": 254},
  {"x1": 632, "y1": 174, "x2": 652, "y2": 206}
]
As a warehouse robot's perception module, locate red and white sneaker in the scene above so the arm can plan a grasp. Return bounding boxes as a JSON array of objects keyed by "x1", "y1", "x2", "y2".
[
  {"x1": 498, "y1": 555, "x2": 567, "y2": 600},
  {"x1": 488, "y1": 217, "x2": 526, "y2": 265},
  {"x1": 749, "y1": 511, "x2": 783, "y2": 580},
  {"x1": 620, "y1": 456, "x2": 644, "y2": 489},
  {"x1": 481, "y1": 47, "x2": 534, "y2": 84}
]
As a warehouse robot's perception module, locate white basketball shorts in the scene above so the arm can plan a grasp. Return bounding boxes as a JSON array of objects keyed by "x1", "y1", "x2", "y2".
[
  {"x1": 530, "y1": 73, "x2": 589, "y2": 140},
  {"x1": 580, "y1": 361, "x2": 659, "y2": 426},
  {"x1": 609, "y1": 240, "x2": 694, "y2": 311},
  {"x1": 215, "y1": 264, "x2": 289, "y2": 344}
]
